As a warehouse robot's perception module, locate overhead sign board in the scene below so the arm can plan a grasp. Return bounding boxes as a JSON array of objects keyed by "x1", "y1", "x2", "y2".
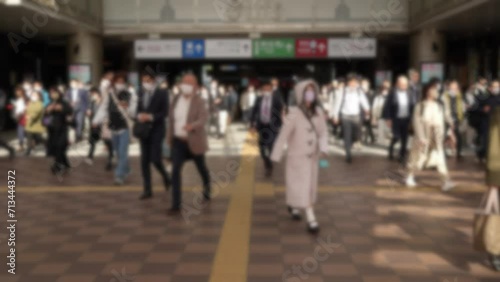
[
  {"x1": 253, "y1": 38, "x2": 295, "y2": 58},
  {"x1": 183, "y1": 39, "x2": 205, "y2": 59},
  {"x1": 328, "y1": 38, "x2": 377, "y2": 58},
  {"x1": 295, "y1": 38, "x2": 328, "y2": 58},
  {"x1": 134, "y1": 40, "x2": 182, "y2": 59},
  {"x1": 205, "y1": 39, "x2": 252, "y2": 59}
]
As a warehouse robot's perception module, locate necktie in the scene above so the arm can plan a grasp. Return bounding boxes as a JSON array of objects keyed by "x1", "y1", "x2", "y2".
[
  {"x1": 143, "y1": 92, "x2": 150, "y2": 109},
  {"x1": 262, "y1": 97, "x2": 270, "y2": 123}
]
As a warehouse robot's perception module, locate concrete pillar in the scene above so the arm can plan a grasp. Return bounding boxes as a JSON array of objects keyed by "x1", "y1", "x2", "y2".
[
  {"x1": 67, "y1": 31, "x2": 103, "y2": 85},
  {"x1": 410, "y1": 29, "x2": 446, "y2": 69}
]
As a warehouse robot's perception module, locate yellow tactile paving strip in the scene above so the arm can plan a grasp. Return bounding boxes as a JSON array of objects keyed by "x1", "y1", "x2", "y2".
[{"x1": 209, "y1": 133, "x2": 259, "y2": 282}]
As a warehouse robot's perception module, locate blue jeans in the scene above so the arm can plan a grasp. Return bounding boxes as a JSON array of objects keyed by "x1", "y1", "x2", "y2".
[
  {"x1": 112, "y1": 130, "x2": 130, "y2": 180},
  {"x1": 17, "y1": 124, "x2": 25, "y2": 146}
]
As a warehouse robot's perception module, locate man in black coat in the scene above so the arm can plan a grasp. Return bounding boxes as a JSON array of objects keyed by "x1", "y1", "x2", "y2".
[
  {"x1": 137, "y1": 73, "x2": 171, "y2": 200},
  {"x1": 0, "y1": 89, "x2": 14, "y2": 158},
  {"x1": 382, "y1": 75, "x2": 417, "y2": 163},
  {"x1": 251, "y1": 82, "x2": 284, "y2": 177}
]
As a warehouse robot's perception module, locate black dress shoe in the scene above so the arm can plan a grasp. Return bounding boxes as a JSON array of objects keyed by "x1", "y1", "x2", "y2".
[
  {"x1": 139, "y1": 193, "x2": 153, "y2": 200},
  {"x1": 307, "y1": 221, "x2": 320, "y2": 234},
  {"x1": 287, "y1": 207, "x2": 301, "y2": 221},
  {"x1": 345, "y1": 155, "x2": 352, "y2": 164}
]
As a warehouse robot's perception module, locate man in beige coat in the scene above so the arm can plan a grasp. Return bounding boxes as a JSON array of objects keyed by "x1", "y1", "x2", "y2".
[
  {"x1": 167, "y1": 74, "x2": 210, "y2": 214},
  {"x1": 271, "y1": 79, "x2": 328, "y2": 233}
]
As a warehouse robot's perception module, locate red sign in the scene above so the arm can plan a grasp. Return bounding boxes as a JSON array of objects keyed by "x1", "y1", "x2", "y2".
[{"x1": 295, "y1": 38, "x2": 328, "y2": 58}]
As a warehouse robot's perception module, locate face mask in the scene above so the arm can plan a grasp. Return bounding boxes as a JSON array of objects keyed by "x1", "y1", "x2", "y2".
[
  {"x1": 115, "y1": 83, "x2": 126, "y2": 91},
  {"x1": 492, "y1": 88, "x2": 500, "y2": 95},
  {"x1": 180, "y1": 83, "x2": 194, "y2": 95},
  {"x1": 304, "y1": 90, "x2": 316, "y2": 102},
  {"x1": 143, "y1": 82, "x2": 154, "y2": 91},
  {"x1": 101, "y1": 79, "x2": 110, "y2": 88}
]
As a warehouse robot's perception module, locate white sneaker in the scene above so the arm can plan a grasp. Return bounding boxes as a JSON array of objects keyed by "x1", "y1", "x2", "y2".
[
  {"x1": 406, "y1": 176, "x2": 417, "y2": 188},
  {"x1": 441, "y1": 180, "x2": 456, "y2": 192}
]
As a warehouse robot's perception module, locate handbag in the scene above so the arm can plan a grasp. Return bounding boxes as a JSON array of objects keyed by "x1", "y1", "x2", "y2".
[
  {"x1": 473, "y1": 187, "x2": 500, "y2": 255},
  {"x1": 100, "y1": 123, "x2": 111, "y2": 140},
  {"x1": 42, "y1": 115, "x2": 53, "y2": 127},
  {"x1": 133, "y1": 122, "x2": 152, "y2": 139}
]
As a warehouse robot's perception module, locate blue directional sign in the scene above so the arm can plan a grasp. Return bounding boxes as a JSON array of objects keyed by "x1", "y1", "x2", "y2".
[{"x1": 183, "y1": 39, "x2": 205, "y2": 59}]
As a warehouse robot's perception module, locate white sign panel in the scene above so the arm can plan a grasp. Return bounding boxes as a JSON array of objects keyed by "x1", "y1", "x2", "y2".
[
  {"x1": 328, "y1": 38, "x2": 377, "y2": 59},
  {"x1": 134, "y1": 40, "x2": 182, "y2": 59},
  {"x1": 205, "y1": 39, "x2": 252, "y2": 58}
]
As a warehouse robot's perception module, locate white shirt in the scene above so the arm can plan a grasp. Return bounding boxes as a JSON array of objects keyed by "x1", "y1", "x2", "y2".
[
  {"x1": 71, "y1": 89, "x2": 79, "y2": 103},
  {"x1": 260, "y1": 95, "x2": 273, "y2": 124},
  {"x1": 396, "y1": 91, "x2": 409, "y2": 118},
  {"x1": 333, "y1": 87, "x2": 369, "y2": 119},
  {"x1": 248, "y1": 92, "x2": 256, "y2": 108},
  {"x1": 14, "y1": 98, "x2": 26, "y2": 117},
  {"x1": 174, "y1": 96, "x2": 192, "y2": 138}
]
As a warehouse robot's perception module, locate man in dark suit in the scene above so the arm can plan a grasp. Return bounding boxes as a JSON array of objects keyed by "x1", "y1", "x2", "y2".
[
  {"x1": 0, "y1": 88, "x2": 14, "y2": 159},
  {"x1": 251, "y1": 81, "x2": 284, "y2": 177},
  {"x1": 383, "y1": 75, "x2": 417, "y2": 163},
  {"x1": 66, "y1": 79, "x2": 89, "y2": 142},
  {"x1": 137, "y1": 73, "x2": 171, "y2": 200}
]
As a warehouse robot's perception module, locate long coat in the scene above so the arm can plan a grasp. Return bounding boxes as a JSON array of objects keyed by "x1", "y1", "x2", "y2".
[
  {"x1": 45, "y1": 100, "x2": 73, "y2": 157},
  {"x1": 271, "y1": 80, "x2": 328, "y2": 209},
  {"x1": 25, "y1": 101, "x2": 45, "y2": 134},
  {"x1": 487, "y1": 107, "x2": 500, "y2": 186},
  {"x1": 407, "y1": 101, "x2": 451, "y2": 174}
]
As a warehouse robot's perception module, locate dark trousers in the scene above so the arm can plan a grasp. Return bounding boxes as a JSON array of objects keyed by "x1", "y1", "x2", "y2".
[
  {"x1": 25, "y1": 132, "x2": 45, "y2": 155},
  {"x1": 0, "y1": 139, "x2": 13, "y2": 153},
  {"x1": 389, "y1": 118, "x2": 410, "y2": 161},
  {"x1": 453, "y1": 121, "x2": 463, "y2": 158},
  {"x1": 363, "y1": 121, "x2": 375, "y2": 144},
  {"x1": 171, "y1": 138, "x2": 211, "y2": 209},
  {"x1": 54, "y1": 147, "x2": 70, "y2": 170},
  {"x1": 74, "y1": 111, "x2": 85, "y2": 141},
  {"x1": 477, "y1": 120, "x2": 489, "y2": 160},
  {"x1": 258, "y1": 124, "x2": 277, "y2": 170},
  {"x1": 87, "y1": 127, "x2": 113, "y2": 164},
  {"x1": 341, "y1": 115, "x2": 361, "y2": 158},
  {"x1": 140, "y1": 134, "x2": 170, "y2": 195}
]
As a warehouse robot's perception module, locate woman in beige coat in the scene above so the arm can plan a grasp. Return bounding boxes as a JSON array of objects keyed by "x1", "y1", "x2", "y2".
[
  {"x1": 406, "y1": 84, "x2": 455, "y2": 191},
  {"x1": 271, "y1": 79, "x2": 328, "y2": 233}
]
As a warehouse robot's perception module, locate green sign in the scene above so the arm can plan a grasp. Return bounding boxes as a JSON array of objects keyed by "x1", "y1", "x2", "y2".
[{"x1": 253, "y1": 38, "x2": 295, "y2": 58}]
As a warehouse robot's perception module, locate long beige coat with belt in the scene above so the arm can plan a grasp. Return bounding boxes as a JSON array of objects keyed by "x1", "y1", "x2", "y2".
[
  {"x1": 271, "y1": 80, "x2": 329, "y2": 209},
  {"x1": 407, "y1": 100, "x2": 451, "y2": 175}
]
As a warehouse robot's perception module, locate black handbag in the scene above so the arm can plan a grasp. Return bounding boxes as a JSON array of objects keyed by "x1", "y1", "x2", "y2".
[{"x1": 133, "y1": 122, "x2": 152, "y2": 139}]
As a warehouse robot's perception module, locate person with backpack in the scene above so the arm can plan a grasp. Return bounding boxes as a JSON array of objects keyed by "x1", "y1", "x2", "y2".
[
  {"x1": 406, "y1": 83, "x2": 455, "y2": 192},
  {"x1": 332, "y1": 75, "x2": 370, "y2": 163}
]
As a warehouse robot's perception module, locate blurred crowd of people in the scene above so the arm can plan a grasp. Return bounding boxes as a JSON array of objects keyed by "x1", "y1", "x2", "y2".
[{"x1": 1, "y1": 70, "x2": 499, "y2": 231}]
